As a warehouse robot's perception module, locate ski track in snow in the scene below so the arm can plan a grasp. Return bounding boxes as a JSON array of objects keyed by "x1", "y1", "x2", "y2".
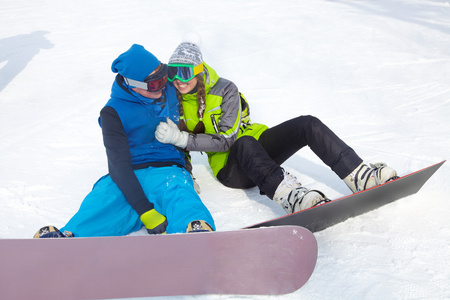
[{"x1": 1, "y1": 0, "x2": 450, "y2": 299}]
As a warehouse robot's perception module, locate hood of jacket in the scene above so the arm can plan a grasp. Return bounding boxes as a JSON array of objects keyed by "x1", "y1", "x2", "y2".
[{"x1": 202, "y1": 62, "x2": 220, "y2": 93}]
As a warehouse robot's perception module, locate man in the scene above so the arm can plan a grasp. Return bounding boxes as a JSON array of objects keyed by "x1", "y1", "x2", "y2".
[{"x1": 35, "y1": 44, "x2": 214, "y2": 238}]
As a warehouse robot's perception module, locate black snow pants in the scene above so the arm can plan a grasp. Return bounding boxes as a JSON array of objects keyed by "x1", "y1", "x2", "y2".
[{"x1": 216, "y1": 115, "x2": 363, "y2": 199}]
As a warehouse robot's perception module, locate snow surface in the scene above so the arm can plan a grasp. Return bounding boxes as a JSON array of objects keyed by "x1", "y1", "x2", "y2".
[{"x1": 1, "y1": 0, "x2": 449, "y2": 299}]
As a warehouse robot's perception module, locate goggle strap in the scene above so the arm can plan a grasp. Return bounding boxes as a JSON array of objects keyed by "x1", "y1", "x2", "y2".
[
  {"x1": 123, "y1": 77, "x2": 148, "y2": 90},
  {"x1": 193, "y1": 63, "x2": 204, "y2": 76}
]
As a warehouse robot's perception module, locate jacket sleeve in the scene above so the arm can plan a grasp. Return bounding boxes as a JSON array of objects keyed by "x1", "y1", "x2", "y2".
[
  {"x1": 100, "y1": 106, "x2": 154, "y2": 216},
  {"x1": 185, "y1": 80, "x2": 241, "y2": 152}
]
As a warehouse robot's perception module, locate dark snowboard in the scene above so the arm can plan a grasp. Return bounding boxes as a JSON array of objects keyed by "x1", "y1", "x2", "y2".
[
  {"x1": 246, "y1": 160, "x2": 445, "y2": 232},
  {"x1": 0, "y1": 225, "x2": 317, "y2": 300}
]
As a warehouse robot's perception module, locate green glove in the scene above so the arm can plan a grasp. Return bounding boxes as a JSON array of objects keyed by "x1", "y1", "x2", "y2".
[{"x1": 140, "y1": 209, "x2": 168, "y2": 234}]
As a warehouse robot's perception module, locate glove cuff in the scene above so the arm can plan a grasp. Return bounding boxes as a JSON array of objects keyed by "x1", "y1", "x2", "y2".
[
  {"x1": 140, "y1": 209, "x2": 166, "y2": 230},
  {"x1": 175, "y1": 131, "x2": 189, "y2": 149}
]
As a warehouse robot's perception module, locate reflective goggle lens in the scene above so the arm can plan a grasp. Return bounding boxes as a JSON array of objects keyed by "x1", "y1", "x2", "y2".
[
  {"x1": 124, "y1": 64, "x2": 168, "y2": 92},
  {"x1": 146, "y1": 75, "x2": 167, "y2": 91},
  {"x1": 145, "y1": 64, "x2": 168, "y2": 91},
  {"x1": 168, "y1": 63, "x2": 203, "y2": 82}
]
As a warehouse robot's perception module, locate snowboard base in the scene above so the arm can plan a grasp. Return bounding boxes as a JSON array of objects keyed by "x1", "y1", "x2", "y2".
[{"x1": 0, "y1": 226, "x2": 317, "y2": 299}]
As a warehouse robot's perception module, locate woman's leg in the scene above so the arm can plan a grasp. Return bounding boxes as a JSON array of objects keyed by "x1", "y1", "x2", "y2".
[
  {"x1": 258, "y1": 115, "x2": 363, "y2": 179},
  {"x1": 217, "y1": 136, "x2": 284, "y2": 198}
]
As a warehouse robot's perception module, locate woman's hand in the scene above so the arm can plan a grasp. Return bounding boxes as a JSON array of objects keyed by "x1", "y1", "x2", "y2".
[{"x1": 155, "y1": 118, "x2": 188, "y2": 149}]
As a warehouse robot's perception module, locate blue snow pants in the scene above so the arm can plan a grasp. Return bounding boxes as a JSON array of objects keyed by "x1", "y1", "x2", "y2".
[{"x1": 60, "y1": 166, "x2": 215, "y2": 237}]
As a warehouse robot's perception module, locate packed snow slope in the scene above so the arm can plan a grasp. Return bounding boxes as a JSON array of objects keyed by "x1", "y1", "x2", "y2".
[{"x1": 1, "y1": 0, "x2": 449, "y2": 299}]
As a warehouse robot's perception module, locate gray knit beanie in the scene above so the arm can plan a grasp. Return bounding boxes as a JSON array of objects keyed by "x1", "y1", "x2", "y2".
[{"x1": 169, "y1": 42, "x2": 203, "y2": 66}]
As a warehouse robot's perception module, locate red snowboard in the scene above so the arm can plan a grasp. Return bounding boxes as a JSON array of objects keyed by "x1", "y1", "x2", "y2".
[{"x1": 0, "y1": 226, "x2": 317, "y2": 300}]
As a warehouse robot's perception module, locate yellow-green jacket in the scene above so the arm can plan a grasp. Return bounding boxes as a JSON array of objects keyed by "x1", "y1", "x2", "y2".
[{"x1": 182, "y1": 62, "x2": 268, "y2": 176}]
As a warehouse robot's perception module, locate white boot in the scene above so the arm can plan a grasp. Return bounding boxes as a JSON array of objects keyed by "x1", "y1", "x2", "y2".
[
  {"x1": 344, "y1": 162, "x2": 398, "y2": 193},
  {"x1": 273, "y1": 172, "x2": 328, "y2": 214}
]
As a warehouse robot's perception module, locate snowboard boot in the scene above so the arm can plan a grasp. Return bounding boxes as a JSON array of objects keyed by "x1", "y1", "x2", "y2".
[
  {"x1": 344, "y1": 162, "x2": 399, "y2": 193},
  {"x1": 273, "y1": 171, "x2": 329, "y2": 214},
  {"x1": 186, "y1": 220, "x2": 214, "y2": 233},
  {"x1": 33, "y1": 226, "x2": 74, "y2": 238}
]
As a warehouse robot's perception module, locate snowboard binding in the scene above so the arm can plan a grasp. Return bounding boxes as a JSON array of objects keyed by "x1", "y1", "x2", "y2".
[{"x1": 33, "y1": 226, "x2": 74, "y2": 238}]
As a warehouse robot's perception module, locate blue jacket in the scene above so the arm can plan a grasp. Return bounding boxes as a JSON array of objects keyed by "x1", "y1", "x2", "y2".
[{"x1": 99, "y1": 75, "x2": 184, "y2": 215}]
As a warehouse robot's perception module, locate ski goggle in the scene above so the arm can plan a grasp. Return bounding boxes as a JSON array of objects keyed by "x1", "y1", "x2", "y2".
[
  {"x1": 167, "y1": 63, "x2": 204, "y2": 82},
  {"x1": 123, "y1": 63, "x2": 168, "y2": 92}
]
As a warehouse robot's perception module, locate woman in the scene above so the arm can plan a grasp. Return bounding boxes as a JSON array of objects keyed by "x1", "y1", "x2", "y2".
[
  {"x1": 35, "y1": 44, "x2": 214, "y2": 238},
  {"x1": 155, "y1": 41, "x2": 397, "y2": 214}
]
